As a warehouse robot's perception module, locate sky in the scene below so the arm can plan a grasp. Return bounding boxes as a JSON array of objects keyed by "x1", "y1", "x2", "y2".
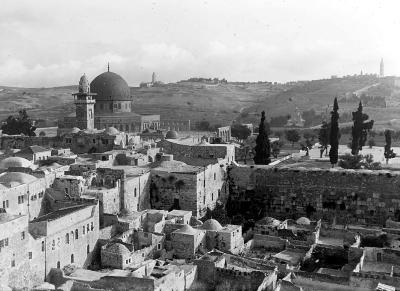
[{"x1": 0, "y1": 0, "x2": 399, "y2": 87}]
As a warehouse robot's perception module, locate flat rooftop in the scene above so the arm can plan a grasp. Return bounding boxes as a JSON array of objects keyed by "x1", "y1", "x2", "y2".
[{"x1": 273, "y1": 249, "x2": 306, "y2": 265}]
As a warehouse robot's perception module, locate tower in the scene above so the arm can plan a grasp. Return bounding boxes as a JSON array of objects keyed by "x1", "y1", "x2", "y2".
[
  {"x1": 380, "y1": 58, "x2": 384, "y2": 78},
  {"x1": 152, "y1": 72, "x2": 156, "y2": 84},
  {"x1": 73, "y1": 74, "x2": 96, "y2": 130}
]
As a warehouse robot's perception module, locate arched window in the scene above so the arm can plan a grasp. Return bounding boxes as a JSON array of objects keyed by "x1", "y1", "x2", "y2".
[
  {"x1": 71, "y1": 254, "x2": 74, "y2": 263},
  {"x1": 57, "y1": 261, "x2": 60, "y2": 269},
  {"x1": 65, "y1": 233, "x2": 69, "y2": 244},
  {"x1": 75, "y1": 229, "x2": 78, "y2": 239},
  {"x1": 134, "y1": 188, "x2": 137, "y2": 197}
]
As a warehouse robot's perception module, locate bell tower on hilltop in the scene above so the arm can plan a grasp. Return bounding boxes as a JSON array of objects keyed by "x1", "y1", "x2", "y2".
[{"x1": 73, "y1": 74, "x2": 96, "y2": 130}]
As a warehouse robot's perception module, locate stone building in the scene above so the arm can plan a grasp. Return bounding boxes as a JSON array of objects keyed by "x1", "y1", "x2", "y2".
[
  {"x1": 28, "y1": 200, "x2": 100, "y2": 279},
  {"x1": 0, "y1": 211, "x2": 33, "y2": 289},
  {"x1": 216, "y1": 126, "x2": 231, "y2": 142},
  {"x1": 200, "y1": 219, "x2": 244, "y2": 254},
  {"x1": 150, "y1": 155, "x2": 228, "y2": 218},
  {"x1": 170, "y1": 224, "x2": 206, "y2": 259}
]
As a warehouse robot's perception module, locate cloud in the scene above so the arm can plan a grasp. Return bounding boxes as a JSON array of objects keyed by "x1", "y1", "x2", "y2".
[{"x1": 0, "y1": 0, "x2": 399, "y2": 86}]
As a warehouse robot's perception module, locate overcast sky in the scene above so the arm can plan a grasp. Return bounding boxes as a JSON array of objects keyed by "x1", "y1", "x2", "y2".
[{"x1": 0, "y1": 0, "x2": 398, "y2": 87}]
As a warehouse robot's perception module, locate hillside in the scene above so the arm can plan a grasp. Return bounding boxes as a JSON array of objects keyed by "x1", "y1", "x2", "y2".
[
  {"x1": 0, "y1": 75, "x2": 399, "y2": 128},
  {"x1": 239, "y1": 75, "x2": 400, "y2": 125}
]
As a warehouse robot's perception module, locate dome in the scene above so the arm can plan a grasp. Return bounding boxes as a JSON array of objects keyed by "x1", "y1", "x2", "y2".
[
  {"x1": 106, "y1": 243, "x2": 130, "y2": 255},
  {"x1": 201, "y1": 219, "x2": 223, "y2": 231},
  {"x1": 104, "y1": 127, "x2": 119, "y2": 135},
  {"x1": 175, "y1": 224, "x2": 197, "y2": 235},
  {"x1": 0, "y1": 172, "x2": 37, "y2": 186},
  {"x1": 165, "y1": 130, "x2": 179, "y2": 139},
  {"x1": 90, "y1": 71, "x2": 131, "y2": 101},
  {"x1": 0, "y1": 157, "x2": 34, "y2": 169},
  {"x1": 257, "y1": 217, "x2": 281, "y2": 227},
  {"x1": 296, "y1": 217, "x2": 311, "y2": 225}
]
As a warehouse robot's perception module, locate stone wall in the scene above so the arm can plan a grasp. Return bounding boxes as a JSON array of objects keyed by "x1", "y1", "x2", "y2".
[{"x1": 228, "y1": 165, "x2": 400, "y2": 224}]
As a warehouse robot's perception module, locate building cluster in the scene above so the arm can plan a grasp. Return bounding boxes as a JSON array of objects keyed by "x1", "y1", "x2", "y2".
[{"x1": 2, "y1": 69, "x2": 400, "y2": 291}]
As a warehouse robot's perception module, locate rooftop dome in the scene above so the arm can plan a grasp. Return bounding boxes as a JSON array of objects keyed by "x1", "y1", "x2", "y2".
[
  {"x1": 104, "y1": 127, "x2": 119, "y2": 135},
  {"x1": 165, "y1": 130, "x2": 179, "y2": 139},
  {"x1": 201, "y1": 219, "x2": 223, "y2": 231},
  {"x1": 175, "y1": 224, "x2": 197, "y2": 235},
  {"x1": 106, "y1": 243, "x2": 130, "y2": 255},
  {"x1": 90, "y1": 71, "x2": 131, "y2": 101},
  {"x1": 0, "y1": 172, "x2": 37, "y2": 186},
  {"x1": 0, "y1": 157, "x2": 34, "y2": 169},
  {"x1": 296, "y1": 217, "x2": 311, "y2": 225}
]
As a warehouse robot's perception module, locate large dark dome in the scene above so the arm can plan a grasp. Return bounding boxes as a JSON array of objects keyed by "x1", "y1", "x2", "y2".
[{"x1": 90, "y1": 71, "x2": 131, "y2": 101}]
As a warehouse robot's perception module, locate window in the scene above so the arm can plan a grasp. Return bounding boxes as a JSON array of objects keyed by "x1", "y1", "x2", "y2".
[
  {"x1": 91, "y1": 222, "x2": 94, "y2": 231},
  {"x1": 75, "y1": 229, "x2": 78, "y2": 239},
  {"x1": 42, "y1": 241, "x2": 45, "y2": 252},
  {"x1": 134, "y1": 188, "x2": 137, "y2": 197},
  {"x1": 87, "y1": 245, "x2": 90, "y2": 254},
  {"x1": 52, "y1": 240, "x2": 55, "y2": 250},
  {"x1": 11, "y1": 259, "x2": 15, "y2": 267},
  {"x1": 2, "y1": 200, "x2": 9, "y2": 208},
  {"x1": 57, "y1": 261, "x2": 60, "y2": 269},
  {"x1": 21, "y1": 231, "x2": 25, "y2": 240},
  {"x1": 71, "y1": 254, "x2": 74, "y2": 263},
  {"x1": 214, "y1": 173, "x2": 216, "y2": 180},
  {"x1": 87, "y1": 224, "x2": 89, "y2": 232},
  {"x1": 377, "y1": 253, "x2": 382, "y2": 262},
  {"x1": 158, "y1": 243, "x2": 161, "y2": 250},
  {"x1": 0, "y1": 238, "x2": 8, "y2": 250},
  {"x1": 83, "y1": 226, "x2": 85, "y2": 235},
  {"x1": 203, "y1": 195, "x2": 206, "y2": 205},
  {"x1": 18, "y1": 196, "x2": 24, "y2": 204},
  {"x1": 28, "y1": 252, "x2": 32, "y2": 260},
  {"x1": 212, "y1": 193, "x2": 214, "y2": 201},
  {"x1": 65, "y1": 188, "x2": 68, "y2": 194},
  {"x1": 66, "y1": 233, "x2": 69, "y2": 244},
  {"x1": 38, "y1": 192, "x2": 44, "y2": 198}
]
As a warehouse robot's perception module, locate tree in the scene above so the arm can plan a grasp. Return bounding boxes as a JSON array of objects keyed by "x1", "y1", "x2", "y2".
[
  {"x1": 329, "y1": 98, "x2": 340, "y2": 166},
  {"x1": 350, "y1": 101, "x2": 374, "y2": 155},
  {"x1": 338, "y1": 154, "x2": 363, "y2": 169},
  {"x1": 384, "y1": 130, "x2": 396, "y2": 164},
  {"x1": 231, "y1": 124, "x2": 251, "y2": 142},
  {"x1": 285, "y1": 129, "x2": 300, "y2": 146},
  {"x1": 339, "y1": 153, "x2": 381, "y2": 170},
  {"x1": 1, "y1": 109, "x2": 36, "y2": 136},
  {"x1": 318, "y1": 121, "x2": 330, "y2": 158},
  {"x1": 39, "y1": 131, "x2": 46, "y2": 137},
  {"x1": 253, "y1": 111, "x2": 271, "y2": 165},
  {"x1": 271, "y1": 140, "x2": 284, "y2": 158}
]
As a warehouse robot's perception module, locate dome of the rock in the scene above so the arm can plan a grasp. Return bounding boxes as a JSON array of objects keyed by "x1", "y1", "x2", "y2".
[
  {"x1": 90, "y1": 71, "x2": 131, "y2": 101},
  {"x1": 165, "y1": 130, "x2": 179, "y2": 139}
]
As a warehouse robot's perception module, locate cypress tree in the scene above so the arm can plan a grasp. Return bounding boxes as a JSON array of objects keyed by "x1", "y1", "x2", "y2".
[
  {"x1": 254, "y1": 111, "x2": 271, "y2": 165},
  {"x1": 384, "y1": 130, "x2": 396, "y2": 164},
  {"x1": 350, "y1": 101, "x2": 374, "y2": 155},
  {"x1": 329, "y1": 98, "x2": 339, "y2": 166}
]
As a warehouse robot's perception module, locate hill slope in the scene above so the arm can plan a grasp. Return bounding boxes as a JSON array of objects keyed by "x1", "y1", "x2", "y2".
[{"x1": 0, "y1": 76, "x2": 398, "y2": 128}]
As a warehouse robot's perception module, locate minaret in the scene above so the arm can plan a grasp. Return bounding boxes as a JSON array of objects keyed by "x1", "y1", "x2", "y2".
[
  {"x1": 380, "y1": 58, "x2": 384, "y2": 78},
  {"x1": 73, "y1": 74, "x2": 96, "y2": 130},
  {"x1": 152, "y1": 72, "x2": 156, "y2": 84}
]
